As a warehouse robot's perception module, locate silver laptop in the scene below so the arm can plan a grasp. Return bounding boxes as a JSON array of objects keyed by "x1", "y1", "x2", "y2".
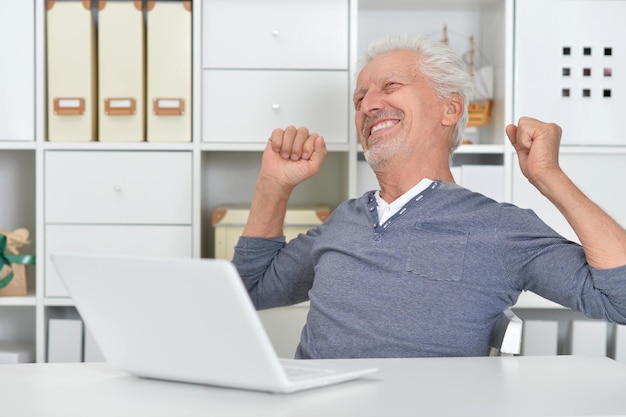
[{"x1": 50, "y1": 253, "x2": 377, "y2": 393}]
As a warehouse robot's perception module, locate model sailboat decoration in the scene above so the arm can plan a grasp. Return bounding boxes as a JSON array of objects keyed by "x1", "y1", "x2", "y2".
[{"x1": 442, "y1": 25, "x2": 494, "y2": 130}]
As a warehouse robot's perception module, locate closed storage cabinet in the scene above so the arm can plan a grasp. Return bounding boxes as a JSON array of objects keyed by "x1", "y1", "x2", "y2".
[
  {"x1": 45, "y1": 225, "x2": 192, "y2": 297},
  {"x1": 0, "y1": 0, "x2": 34, "y2": 141},
  {"x1": 45, "y1": 151, "x2": 192, "y2": 224},
  {"x1": 514, "y1": 0, "x2": 626, "y2": 145},
  {"x1": 203, "y1": 71, "x2": 348, "y2": 143},
  {"x1": 202, "y1": 0, "x2": 348, "y2": 70},
  {"x1": 44, "y1": 150, "x2": 193, "y2": 297},
  {"x1": 202, "y1": 0, "x2": 350, "y2": 145}
]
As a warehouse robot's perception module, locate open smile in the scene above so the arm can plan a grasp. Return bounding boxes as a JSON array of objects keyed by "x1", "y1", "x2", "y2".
[
  {"x1": 370, "y1": 119, "x2": 398, "y2": 135},
  {"x1": 364, "y1": 118, "x2": 400, "y2": 141}
]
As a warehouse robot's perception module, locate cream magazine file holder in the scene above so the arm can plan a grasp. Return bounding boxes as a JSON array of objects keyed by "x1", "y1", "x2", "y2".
[
  {"x1": 146, "y1": 0, "x2": 192, "y2": 142},
  {"x1": 98, "y1": 0, "x2": 144, "y2": 142},
  {"x1": 46, "y1": 0, "x2": 97, "y2": 142}
]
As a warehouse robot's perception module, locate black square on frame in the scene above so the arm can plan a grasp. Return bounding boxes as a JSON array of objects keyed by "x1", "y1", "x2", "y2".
[
  {"x1": 562, "y1": 46, "x2": 571, "y2": 56},
  {"x1": 582, "y1": 88, "x2": 591, "y2": 97},
  {"x1": 583, "y1": 47, "x2": 592, "y2": 56},
  {"x1": 605, "y1": 47, "x2": 612, "y2": 56}
]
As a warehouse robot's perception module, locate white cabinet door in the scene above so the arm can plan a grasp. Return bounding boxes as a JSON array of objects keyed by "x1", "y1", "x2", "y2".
[
  {"x1": 45, "y1": 225, "x2": 193, "y2": 297},
  {"x1": 0, "y1": 0, "x2": 34, "y2": 141},
  {"x1": 512, "y1": 152, "x2": 626, "y2": 243},
  {"x1": 203, "y1": 70, "x2": 349, "y2": 144},
  {"x1": 203, "y1": 0, "x2": 348, "y2": 70},
  {"x1": 45, "y1": 151, "x2": 192, "y2": 224},
  {"x1": 514, "y1": 0, "x2": 626, "y2": 145}
]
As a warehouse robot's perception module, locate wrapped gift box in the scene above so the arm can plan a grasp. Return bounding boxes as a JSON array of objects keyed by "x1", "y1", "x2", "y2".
[{"x1": 0, "y1": 230, "x2": 35, "y2": 297}]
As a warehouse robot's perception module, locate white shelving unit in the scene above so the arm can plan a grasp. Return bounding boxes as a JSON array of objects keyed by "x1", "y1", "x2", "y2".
[{"x1": 1, "y1": 0, "x2": 624, "y2": 362}]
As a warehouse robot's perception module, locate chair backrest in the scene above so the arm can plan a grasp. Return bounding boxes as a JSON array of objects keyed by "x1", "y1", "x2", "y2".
[{"x1": 488, "y1": 308, "x2": 523, "y2": 356}]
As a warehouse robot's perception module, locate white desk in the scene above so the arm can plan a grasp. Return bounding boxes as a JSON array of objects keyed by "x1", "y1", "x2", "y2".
[{"x1": 2, "y1": 356, "x2": 626, "y2": 417}]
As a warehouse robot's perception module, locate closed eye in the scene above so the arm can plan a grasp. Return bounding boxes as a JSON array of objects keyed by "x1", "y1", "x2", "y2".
[
  {"x1": 383, "y1": 81, "x2": 402, "y2": 92},
  {"x1": 353, "y1": 80, "x2": 404, "y2": 110},
  {"x1": 353, "y1": 94, "x2": 364, "y2": 111}
]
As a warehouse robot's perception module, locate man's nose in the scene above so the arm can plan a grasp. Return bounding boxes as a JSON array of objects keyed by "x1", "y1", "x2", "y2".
[{"x1": 360, "y1": 89, "x2": 384, "y2": 115}]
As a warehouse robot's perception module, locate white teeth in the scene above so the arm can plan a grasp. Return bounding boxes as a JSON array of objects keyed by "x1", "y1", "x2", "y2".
[{"x1": 370, "y1": 120, "x2": 396, "y2": 135}]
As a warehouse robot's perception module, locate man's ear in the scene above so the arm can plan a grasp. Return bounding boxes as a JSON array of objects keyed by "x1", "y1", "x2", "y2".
[{"x1": 442, "y1": 94, "x2": 464, "y2": 126}]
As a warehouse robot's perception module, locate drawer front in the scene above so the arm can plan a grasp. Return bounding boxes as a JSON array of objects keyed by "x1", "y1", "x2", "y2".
[
  {"x1": 203, "y1": 70, "x2": 349, "y2": 144},
  {"x1": 45, "y1": 151, "x2": 192, "y2": 224},
  {"x1": 203, "y1": 0, "x2": 348, "y2": 70},
  {"x1": 45, "y1": 224, "x2": 193, "y2": 297}
]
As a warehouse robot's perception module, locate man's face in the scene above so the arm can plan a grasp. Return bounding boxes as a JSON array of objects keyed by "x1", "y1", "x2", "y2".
[{"x1": 353, "y1": 50, "x2": 445, "y2": 170}]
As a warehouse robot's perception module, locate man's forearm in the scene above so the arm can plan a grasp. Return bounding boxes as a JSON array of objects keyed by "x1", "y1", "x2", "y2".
[
  {"x1": 537, "y1": 170, "x2": 626, "y2": 269},
  {"x1": 242, "y1": 178, "x2": 293, "y2": 238}
]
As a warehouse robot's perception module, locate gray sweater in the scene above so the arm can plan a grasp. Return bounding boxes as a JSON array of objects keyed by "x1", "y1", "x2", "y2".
[{"x1": 233, "y1": 181, "x2": 626, "y2": 359}]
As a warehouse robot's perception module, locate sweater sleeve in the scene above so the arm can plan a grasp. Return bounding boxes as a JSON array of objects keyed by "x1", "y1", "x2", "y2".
[
  {"x1": 232, "y1": 234, "x2": 316, "y2": 310},
  {"x1": 498, "y1": 204, "x2": 626, "y2": 324}
]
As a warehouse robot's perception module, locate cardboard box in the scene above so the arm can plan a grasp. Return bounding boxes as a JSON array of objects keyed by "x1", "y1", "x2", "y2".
[{"x1": 212, "y1": 206, "x2": 331, "y2": 260}]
